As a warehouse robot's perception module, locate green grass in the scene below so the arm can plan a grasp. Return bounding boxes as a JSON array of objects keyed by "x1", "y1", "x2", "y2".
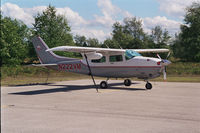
[
  {"x1": 2, "y1": 74, "x2": 200, "y2": 86},
  {"x1": 151, "y1": 76, "x2": 200, "y2": 82},
  {"x1": 1, "y1": 73, "x2": 89, "y2": 86},
  {"x1": 1, "y1": 66, "x2": 89, "y2": 86},
  {"x1": 166, "y1": 62, "x2": 200, "y2": 75},
  {"x1": 1, "y1": 62, "x2": 200, "y2": 86}
]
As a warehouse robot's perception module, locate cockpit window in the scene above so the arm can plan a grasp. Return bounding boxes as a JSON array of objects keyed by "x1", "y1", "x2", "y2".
[
  {"x1": 91, "y1": 56, "x2": 106, "y2": 63},
  {"x1": 125, "y1": 50, "x2": 141, "y2": 60}
]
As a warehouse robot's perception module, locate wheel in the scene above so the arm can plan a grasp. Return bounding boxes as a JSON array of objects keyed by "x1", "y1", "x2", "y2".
[
  {"x1": 100, "y1": 81, "x2": 108, "y2": 89},
  {"x1": 124, "y1": 79, "x2": 131, "y2": 86},
  {"x1": 145, "y1": 82, "x2": 152, "y2": 90}
]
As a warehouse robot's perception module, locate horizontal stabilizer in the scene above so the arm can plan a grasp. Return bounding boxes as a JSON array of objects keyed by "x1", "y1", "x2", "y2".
[{"x1": 32, "y1": 64, "x2": 58, "y2": 67}]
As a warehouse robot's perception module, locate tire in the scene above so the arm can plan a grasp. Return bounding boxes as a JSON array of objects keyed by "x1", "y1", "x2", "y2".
[
  {"x1": 100, "y1": 81, "x2": 108, "y2": 89},
  {"x1": 124, "y1": 79, "x2": 131, "y2": 86},
  {"x1": 145, "y1": 82, "x2": 152, "y2": 90}
]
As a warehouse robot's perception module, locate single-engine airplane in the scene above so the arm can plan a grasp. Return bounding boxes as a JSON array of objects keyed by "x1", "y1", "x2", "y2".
[{"x1": 32, "y1": 36, "x2": 171, "y2": 91}]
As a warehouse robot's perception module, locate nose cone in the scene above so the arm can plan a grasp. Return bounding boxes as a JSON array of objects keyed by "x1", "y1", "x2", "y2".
[{"x1": 162, "y1": 59, "x2": 171, "y2": 66}]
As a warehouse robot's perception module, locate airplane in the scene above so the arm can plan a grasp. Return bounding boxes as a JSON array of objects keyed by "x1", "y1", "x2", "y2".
[{"x1": 32, "y1": 36, "x2": 171, "y2": 92}]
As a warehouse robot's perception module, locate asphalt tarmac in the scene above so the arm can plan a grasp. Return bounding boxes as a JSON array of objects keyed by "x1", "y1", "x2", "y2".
[{"x1": 1, "y1": 80, "x2": 200, "y2": 133}]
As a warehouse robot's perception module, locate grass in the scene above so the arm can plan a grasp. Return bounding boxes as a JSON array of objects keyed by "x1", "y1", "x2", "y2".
[
  {"x1": 1, "y1": 73, "x2": 200, "y2": 86},
  {"x1": 1, "y1": 74, "x2": 89, "y2": 86},
  {"x1": 151, "y1": 76, "x2": 200, "y2": 82},
  {"x1": 1, "y1": 62, "x2": 200, "y2": 86},
  {"x1": 166, "y1": 62, "x2": 200, "y2": 75}
]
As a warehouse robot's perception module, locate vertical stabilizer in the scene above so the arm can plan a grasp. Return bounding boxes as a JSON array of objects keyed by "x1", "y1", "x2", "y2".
[{"x1": 32, "y1": 36, "x2": 75, "y2": 64}]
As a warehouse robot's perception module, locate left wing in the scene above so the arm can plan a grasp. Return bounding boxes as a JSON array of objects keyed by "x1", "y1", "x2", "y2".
[
  {"x1": 46, "y1": 46, "x2": 169, "y2": 53},
  {"x1": 46, "y1": 46, "x2": 124, "y2": 53}
]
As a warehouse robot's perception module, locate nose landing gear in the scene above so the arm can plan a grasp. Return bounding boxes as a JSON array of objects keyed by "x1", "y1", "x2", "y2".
[{"x1": 145, "y1": 82, "x2": 152, "y2": 90}]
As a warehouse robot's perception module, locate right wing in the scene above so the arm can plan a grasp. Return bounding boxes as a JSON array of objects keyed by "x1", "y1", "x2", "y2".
[{"x1": 133, "y1": 49, "x2": 169, "y2": 53}]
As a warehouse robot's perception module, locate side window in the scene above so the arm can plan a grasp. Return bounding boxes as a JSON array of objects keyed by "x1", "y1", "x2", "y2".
[
  {"x1": 109, "y1": 55, "x2": 123, "y2": 62},
  {"x1": 91, "y1": 56, "x2": 106, "y2": 63}
]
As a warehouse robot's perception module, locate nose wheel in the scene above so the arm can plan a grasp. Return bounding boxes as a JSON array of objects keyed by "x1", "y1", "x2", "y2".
[{"x1": 145, "y1": 82, "x2": 152, "y2": 90}]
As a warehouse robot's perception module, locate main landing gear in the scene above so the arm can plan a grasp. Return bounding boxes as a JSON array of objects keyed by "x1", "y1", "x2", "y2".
[
  {"x1": 124, "y1": 79, "x2": 131, "y2": 86},
  {"x1": 100, "y1": 81, "x2": 108, "y2": 89},
  {"x1": 100, "y1": 78, "x2": 153, "y2": 90},
  {"x1": 100, "y1": 78, "x2": 109, "y2": 89}
]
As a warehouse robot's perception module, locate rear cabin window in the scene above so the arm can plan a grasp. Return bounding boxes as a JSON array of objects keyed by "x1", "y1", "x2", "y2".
[
  {"x1": 109, "y1": 55, "x2": 123, "y2": 62},
  {"x1": 91, "y1": 56, "x2": 106, "y2": 63}
]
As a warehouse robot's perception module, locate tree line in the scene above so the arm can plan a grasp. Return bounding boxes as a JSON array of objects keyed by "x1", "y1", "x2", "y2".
[{"x1": 1, "y1": 3, "x2": 200, "y2": 67}]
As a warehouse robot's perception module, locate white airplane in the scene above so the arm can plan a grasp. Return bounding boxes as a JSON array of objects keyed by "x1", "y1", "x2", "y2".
[{"x1": 32, "y1": 36, "x2": 171, "y2": 91}]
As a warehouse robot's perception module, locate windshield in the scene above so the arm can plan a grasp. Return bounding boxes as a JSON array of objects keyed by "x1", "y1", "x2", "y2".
[{"x1": 125, "y1": 50, "x2": 141, "y2": 60}]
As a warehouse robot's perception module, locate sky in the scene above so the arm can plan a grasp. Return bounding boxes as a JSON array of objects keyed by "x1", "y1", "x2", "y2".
[{"x1": 1, "y1": 0, "x2": 200, "y2": 41}]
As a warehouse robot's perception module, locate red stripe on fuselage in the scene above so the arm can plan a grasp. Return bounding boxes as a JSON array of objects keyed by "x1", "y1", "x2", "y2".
[{"x1": 80, "y1": 61, "x2": 161, "y2": 68}]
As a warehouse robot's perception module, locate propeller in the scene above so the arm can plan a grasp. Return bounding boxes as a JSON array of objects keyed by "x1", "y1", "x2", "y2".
[
  {"x1": 166, "y1": 52, "x2": 171, "y2": 59},
  {"x1": 157, "y1": 52, "x2": 171, "y2": 81},
  {"x1": 156, "y1": 53, "x2": 161, "y2": 60},
  {"x1": 163, "y1": 67, "x2": 167, "y2": 80}
]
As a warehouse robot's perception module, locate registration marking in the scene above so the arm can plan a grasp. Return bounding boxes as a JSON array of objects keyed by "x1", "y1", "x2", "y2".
[{"x1": 58, "y1": 64, "x2": 81, "y2": 70}]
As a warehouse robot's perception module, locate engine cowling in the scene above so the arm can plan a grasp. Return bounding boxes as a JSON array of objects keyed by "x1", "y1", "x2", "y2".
[{"x1": 84, "y1": 52, "x2": 103, "y2": 59}]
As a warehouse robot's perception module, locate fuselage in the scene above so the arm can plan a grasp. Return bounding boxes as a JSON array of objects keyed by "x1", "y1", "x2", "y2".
[
  {"x1": 50, "y1": 53, "x2": 165, "y2": 80},
  {"x1": 32, "y1": 36, "x2": 171, "y2": 89}
]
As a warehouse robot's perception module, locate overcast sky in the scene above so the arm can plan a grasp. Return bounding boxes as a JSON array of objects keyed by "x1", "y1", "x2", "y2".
[{"x1": 1, "y1": 0, "x2": 200, "y2": 41}]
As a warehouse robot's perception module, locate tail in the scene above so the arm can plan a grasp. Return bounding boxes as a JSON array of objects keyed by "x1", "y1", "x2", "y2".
[{"x1": 32, "y1": 36, "x2": 76, "y2": 64}]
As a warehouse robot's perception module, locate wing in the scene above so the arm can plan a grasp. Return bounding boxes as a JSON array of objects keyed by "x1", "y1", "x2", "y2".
[
  {"x1": 46, "y1": 46, "x2": 169, "y2": 53},
  {"x1": 46, "y1": 46, "x2": 125, "y2": 53},
  {"x1": 134, "y1": 49, "x2": 169, "y2": 53}
]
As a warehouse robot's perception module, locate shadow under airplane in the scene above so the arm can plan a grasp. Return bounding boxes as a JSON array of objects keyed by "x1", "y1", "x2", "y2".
[
  {"x1": 8, "y1": 83, "x2": 53, "y2": 87},
  {"x1": 9, "y1": 82, "x2": 146, "y2": 95}
]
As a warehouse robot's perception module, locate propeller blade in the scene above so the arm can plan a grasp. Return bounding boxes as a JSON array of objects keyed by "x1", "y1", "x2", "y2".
[
  {"x1": 157, "y1": 54, "x2": 161, "y2": 60},
  {"x1": 163, "y1": 67, "x2": 167, "y2": 80},
  {"x1": 166, "y1": 52, "x2": 171, "y2": 59}
]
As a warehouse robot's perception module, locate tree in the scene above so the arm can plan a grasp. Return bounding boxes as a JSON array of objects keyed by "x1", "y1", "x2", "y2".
[
  {"x1": 111, "y1": 22, "x2": 130, "y2": 48},
  {"x1": 86, "y1": 38, "x2": 100, "y2": 47},
  {"x1": 123, "y1": 17, "x2": 145, "y2": 39},
  {"x1": 33, "y1": 5, "x2": 74, "y2": 57},
  {"x1": 109, "y1": 17, "x2": 147, "y2": 49},
  {"x1": 74, "y1": 35, "x2": 100, "y2": 47},
  {"x1": 102, "y1": 38, "x2": 118, "y2": 48},
  {"x1": 150, "y1": 26, "x2": 171, "y2": 48},
  {"x1": 172, "y1": 2, "x2": 200, "y2": 62},
  {"x1": 151, "y1": 26, "x2": 163, "y2": 44},
  {"x1": 1, "y1": 16, "x2": 31, "y2": 66},
  {"x1": 74, "y1": 35, "x2": 87, "y2": 47}
]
